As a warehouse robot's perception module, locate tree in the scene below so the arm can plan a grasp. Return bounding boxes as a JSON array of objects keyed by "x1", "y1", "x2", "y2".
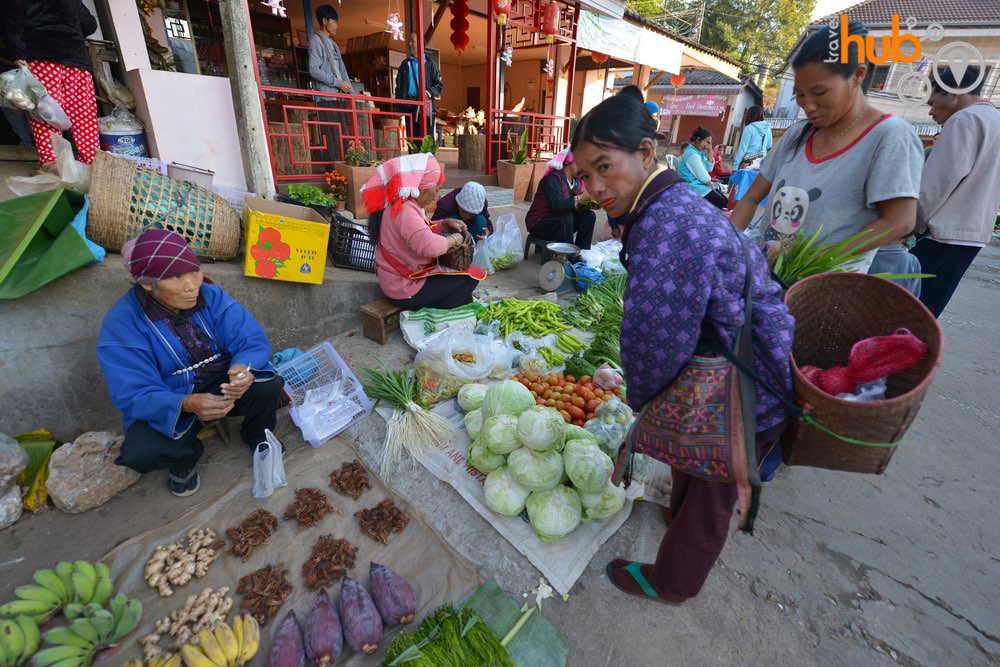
[
  {"x1": 699, "y1": 0, "x2": 816, "y2": 75},
  {"x1": 629, "y1": 0, "x2": 817, "y2": 78}
]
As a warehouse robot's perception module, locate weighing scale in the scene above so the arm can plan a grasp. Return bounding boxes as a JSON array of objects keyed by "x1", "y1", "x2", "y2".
[{"x1": 538, "y1": 242, "x2": 580, "y2": 292}]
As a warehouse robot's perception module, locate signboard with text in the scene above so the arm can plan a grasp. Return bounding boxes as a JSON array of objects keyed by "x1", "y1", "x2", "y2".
[{"x1": 659, "y1": 94, "x2": 728, "y2": 117}]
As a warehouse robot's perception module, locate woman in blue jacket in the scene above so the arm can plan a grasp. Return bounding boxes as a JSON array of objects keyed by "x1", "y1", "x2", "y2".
[
  {"x1": 98, "y1": 230, "x2": 283, "y2": 497},
  {"x1": 733, "y1": 105, "x2": 773, "y2": 169},
  {"x1": 677, "y1": 127, "x2": 728, "y2": 209}
]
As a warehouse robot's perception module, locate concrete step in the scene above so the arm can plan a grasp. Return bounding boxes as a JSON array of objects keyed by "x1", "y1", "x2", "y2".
[{"x1": 443, "y1": 168, "x2": 497, "y2": 190}]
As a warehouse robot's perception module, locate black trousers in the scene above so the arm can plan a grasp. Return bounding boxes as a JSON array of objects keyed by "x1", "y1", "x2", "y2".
[
  {"x1": 115, "y1": 375, "x2": 285, "y2": 475},
  {"x1": 910, "y1": 238, "x2": 982, "y2": 318},
  {"x1": 530, "y1": 210, "x2": 596, "y2": 251},
  {"x1": 704, "y1": 189, "x2": 728, "y2": 210},
  {"x1": 388, "y1": 274, "x2": 479, "y2": 310}
]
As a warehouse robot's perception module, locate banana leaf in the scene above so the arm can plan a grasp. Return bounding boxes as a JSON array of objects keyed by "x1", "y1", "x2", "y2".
[{"x1": 14, "y1": 430, "x2": 58, "y2": 512}]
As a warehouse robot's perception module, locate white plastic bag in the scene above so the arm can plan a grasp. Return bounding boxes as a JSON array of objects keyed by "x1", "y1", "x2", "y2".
[
  {"x1": 399, "y1": 302, "x2": 483, "y2": 351},
  {"x1": 0, "y1": 66, "x2": 71, "y2": 130},
  {"x1": 483, "y1": 213, "x2": 523, "y2": 270},
  {"x1": 414, "y1": 328, "x2": 494, "y2": 404},
  {"x1": 7, "y1": 134, "x2": 90, "y2": 196},
  {"x1": 251, "y1": 429, "x2": 287, "y2": 499},
  {"x1": 472, "y1": 239, "x2": 495, "y2": 275}
]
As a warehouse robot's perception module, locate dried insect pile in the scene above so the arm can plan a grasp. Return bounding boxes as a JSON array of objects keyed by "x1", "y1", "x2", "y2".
[
  {"x1": 144, "y1": 527, "x2": 224, "y2": 596},
  {"x1": 238, "y1": 563, "x2": 293, "y2": 625},
  {"x1": 355, "y1": 498, "x2": 410, "y2": 544},
  {"x1": 138, "y1": 586, "x2": 234, "y2": 659},
  {"x1": 301, "y1": 535, "x2": 358, "y2": 589},
  {"x1": 283, "y1": 488, "x2": 336, "y2": 527},
  {"x1": 329, "y1": 459, "x2": 372, "y2": 500},
  {"x1": 226, "y1": 509, "x2": 279, "y2": 561}
]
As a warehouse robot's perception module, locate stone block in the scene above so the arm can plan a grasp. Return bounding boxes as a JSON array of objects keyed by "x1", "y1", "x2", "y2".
[
  {"x1": 0, "y1": 433, "x2": 28, "y2": 489},
  {"x1": 46, "y1": 432, "x2": 140, "y2": 514}
]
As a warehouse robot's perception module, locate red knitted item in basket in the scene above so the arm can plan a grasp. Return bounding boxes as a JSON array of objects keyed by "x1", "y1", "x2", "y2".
[{"x1": 802, "y1": 328, "x2": 929, "y2": 396}]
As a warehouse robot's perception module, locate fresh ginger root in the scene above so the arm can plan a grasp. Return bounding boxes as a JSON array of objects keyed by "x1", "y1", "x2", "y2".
[{"x1": 144, "y1": 528, "x2": 221, "y2": 596}]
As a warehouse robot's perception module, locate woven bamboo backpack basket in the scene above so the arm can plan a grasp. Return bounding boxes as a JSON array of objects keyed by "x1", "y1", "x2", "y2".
[
  {"x1": 780, "y1": 272, "x2": 943, "y2": 474},
  {"x1": 87, "y1": 151, "x2": 241, "y2": 259}
]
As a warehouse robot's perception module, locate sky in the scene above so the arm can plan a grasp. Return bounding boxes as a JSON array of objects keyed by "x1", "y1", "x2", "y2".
[{"x1": 810, "y1": 0, "x2": 858, "y2": 21}]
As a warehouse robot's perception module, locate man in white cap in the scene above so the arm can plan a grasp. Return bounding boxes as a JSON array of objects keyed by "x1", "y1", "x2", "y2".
[{"x1": 432, "y1": 181, "x2": 492, "y2": 239}]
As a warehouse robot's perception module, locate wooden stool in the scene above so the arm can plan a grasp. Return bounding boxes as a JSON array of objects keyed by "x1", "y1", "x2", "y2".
[
  {"x1": 198, "y1": 419, "x2": 232, "y2": 445},
  {"x1": 524, "y1": 235, "x2": 549, "y2": 264},
  {"x1": 361, "y1": 298, "x2": 404, "y2": 344}
]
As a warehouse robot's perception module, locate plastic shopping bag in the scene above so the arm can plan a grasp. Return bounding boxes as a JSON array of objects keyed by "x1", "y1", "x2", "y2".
[
  {"x1": 472, "y1": 238, "x2": 495, "y2": 275},
  {"x1": 483, "y1": 213, "x2": 523, "y2": 270},
  {"x1": 251, "y1": 429, "x2": 287, "y2": 499},
  {"x1": 414, "y1": 328, "x2": 495, "y2": 404},
  {"x1": 399, "y1": 302, "x2": 484, "y2": 351},
  {"x1": 7, "y1": 134, "x2": 90, "y2": 197},
  {"x1": 0, "y1": 67, "x2": 71, "y2": 130}
]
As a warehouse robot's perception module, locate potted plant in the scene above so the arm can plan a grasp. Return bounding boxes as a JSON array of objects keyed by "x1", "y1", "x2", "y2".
[
  {"x1": 526, "y1": 148, "x2": 552, "y2": 202},
  {"x1": 284, "y1": 184, "x2": 336, "y2": 221},
  {"x1": 496, "y1": 132, "x2": 531, "y2": 201},
  {"x1": 325, "y1": 170, "x2": 349, "y2": 211},
  {"x1": 407, "y1": 134, "x2": 438, "y2": 155},
  {"x1": 333, "y1": 139, "x2": 378, "y2": 219}
]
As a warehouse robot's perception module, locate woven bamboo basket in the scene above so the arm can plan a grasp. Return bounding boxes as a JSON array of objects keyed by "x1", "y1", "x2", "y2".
[
  {"x1": 781, "y1": 272, "x2": 943, "y2": 474},
  {"x1": 87, "y1": 151, "x2": 241, "y2": 259},
  {"x1": 440, "y1": 231, "x2": 474, "y2": 271}
]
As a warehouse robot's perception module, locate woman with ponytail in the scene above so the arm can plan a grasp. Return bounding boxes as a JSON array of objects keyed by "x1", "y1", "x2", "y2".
[
  {"x1": 572, "y1": 85, "x2": 795, "y2": 604},
  {"x1": 729, "y1": 22, "x2": 923, "y2": 275}
]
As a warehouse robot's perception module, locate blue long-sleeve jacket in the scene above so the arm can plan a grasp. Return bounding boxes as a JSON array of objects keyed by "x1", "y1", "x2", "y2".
[{"x1": 97, "y1": 284, "x2": 275, "y2": 438}]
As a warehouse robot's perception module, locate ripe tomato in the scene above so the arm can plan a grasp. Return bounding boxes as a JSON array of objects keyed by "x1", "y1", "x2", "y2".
[
  {"x1": 594, "y1": 388, "x2": 605, "y2": 398},
  {"x1": 530, "y1": 391, "x2": 538, "y2": 398},
  {"x1": 558, "y1": 409, "x2": 572, "y2": 423},
  {"x1": 565, "y1": 375, "x2": 576, "y2": 383},
  {"x1": 579, "y1": 375, "x2": 592, "y2": 384},
  {"x1": 585, "y1": 412, "x2": 596, "y2": 421},
  {"x1": 571, "y1": 419, "x2": 585, "y2": 427},
  {"x1": 583, "y1": 391, "x2": 596, "y2": 401},
  {"x1": 564, "y1": 383, "x2": 576, "y2": 394},
  {"x1": 585, "y1": 398, "x2": 602, "y2": 413},
  {"x1": 542, "y1": 389, "x2": 553, "y2": 400},
  {"x1": 568, "y1": 406, "x2": 585, "y2": 420},
  {"x1": 554, "y1": 401, "x2": 567, "y2": 411},
  {"x1": 571, "y1": 396, "x2": 586, "y2": 409},
  {"x1": 536, "y1": 398, "x2": 546, "y2": 406},
  {"x1": 529, "y1": 383, "x2": 545, "y2": 394},
  {"x1": 545, "y1": 399, "x2": 557, "y2": 408}
]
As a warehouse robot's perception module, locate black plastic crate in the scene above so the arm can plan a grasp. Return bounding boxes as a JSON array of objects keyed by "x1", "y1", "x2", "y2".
[{"x1": 330, "y1": 214, "x2": 375, "y2": 273}]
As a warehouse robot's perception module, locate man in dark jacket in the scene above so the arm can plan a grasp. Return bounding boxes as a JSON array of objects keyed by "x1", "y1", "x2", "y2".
[
  {"x1": 2, "y1": 0, "x2": 100, "y2": 167},
  {"x1": 394, "y1": 32, "x2": 442, "y2": 140}
]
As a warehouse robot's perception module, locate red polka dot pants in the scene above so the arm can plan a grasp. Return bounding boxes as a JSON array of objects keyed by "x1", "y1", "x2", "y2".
[{"x1": 26, "y1": 60, "x2": 100, "y2": 166}]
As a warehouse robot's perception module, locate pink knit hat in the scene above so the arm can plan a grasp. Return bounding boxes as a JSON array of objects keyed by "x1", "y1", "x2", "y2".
[{"x1": 360, "y1": 154, "x2": 445, "y2": 215}]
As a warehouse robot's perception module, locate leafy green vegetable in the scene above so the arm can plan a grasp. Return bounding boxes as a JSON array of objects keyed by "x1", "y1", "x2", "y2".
[
  {"x1": 525, "y1": 485, "x2": 582, "y2": 542},
  {"x1": 579, "y1": 481, "x2": 627, "y2": 521},
  {"x1": 463, "y1": 409, "x2": 484, "y2": 439},
  {"x1": 457, "y1": 383, "x2": 488, "y2": 412},
  {"x1": 484, "y1": 467, "x2": 531, "y2": 516},
  {"x1": 515, "y1": 406, "x2": 565, "y2": 452},
  {"x1": 469, "y1": 440, "x2": 506, "y2": 474},
  {"x1": 564, "y1": 355, "x2": 598, "y2": 379},
  {"x1": 481, "y1": 380, "x2": 536, "y2": 419},
  {"x1": 507, "y1": 446, "x2": 563, "y2": 492},
  {"x1": 562, "y1": 440, "x2": 613, "y2": 493},
  {"x1": 772, "y1": 227, "x2": 889, "y2": 286},
  {"x1": 481, "y1": 415, "x2": 519, "y2": 455},
  {"x1": 287, "y1": 184, "x2": 336, "y2": 206}
]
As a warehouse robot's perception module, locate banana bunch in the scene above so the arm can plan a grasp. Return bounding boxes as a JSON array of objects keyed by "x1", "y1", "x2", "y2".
[
  {"x1": 31, "y1": 594, "x2": 143, "y2": 667},
  {"x1": 124, "y1": 657, "x2": 181, "y2": 667},
  {"x1": 179, "y1": 614, "x2": 259, "y2": 667},
  {"x1": 0, "y1": 616, "x2": 40, "y2": 667},
  {"x1": 0, "y1": 562, "x2": 113, "y2": 624}
]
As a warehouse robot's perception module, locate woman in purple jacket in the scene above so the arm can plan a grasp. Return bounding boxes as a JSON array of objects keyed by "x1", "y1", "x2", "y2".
[{"x1": 571, "y1": 86, "x2": 795, "y2": 604}]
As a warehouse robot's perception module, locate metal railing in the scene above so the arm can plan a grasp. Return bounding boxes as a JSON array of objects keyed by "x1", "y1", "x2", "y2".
[
  {"x1": 258, "y1": 86, "x2": 430, "y2": 183},
  {"x1": 486, "y1": 110, "x2": 572, "y2": 174}
]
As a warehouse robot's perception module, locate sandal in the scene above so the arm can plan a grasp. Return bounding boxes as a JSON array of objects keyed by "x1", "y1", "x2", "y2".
[{"x1": 605, "y1": 559, "x2": 684, "y2": 605}]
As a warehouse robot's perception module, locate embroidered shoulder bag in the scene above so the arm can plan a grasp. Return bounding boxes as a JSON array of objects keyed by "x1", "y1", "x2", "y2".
[{"x1": 612, "y1": 236, "x2": 763, "y2": 532}]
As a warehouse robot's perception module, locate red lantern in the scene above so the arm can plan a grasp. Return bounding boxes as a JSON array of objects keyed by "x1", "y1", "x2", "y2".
[
  {"x1": 450, "y1": 0, "x2": 470, "y2": 52},
  {"x1": 670, "y1": 72, "x2": 686, "y2": 88},
  {"x1": 542, "y1": 1, "x2": 560, "y2": 44},
  {"x1": 494, "y1": 0, "x2": 509, "y2": 26},
  {"x1": 591, "y1": 51, "x2": 609, "y2": 65}
]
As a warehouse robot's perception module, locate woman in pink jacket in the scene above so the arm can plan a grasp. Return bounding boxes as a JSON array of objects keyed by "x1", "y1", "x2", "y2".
[{"x1": 360, "y1": 154, "x2": 486, "y2": 310}]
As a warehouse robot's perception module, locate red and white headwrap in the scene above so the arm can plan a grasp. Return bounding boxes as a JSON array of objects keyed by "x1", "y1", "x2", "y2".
[
  {"x1": 543, "y1": 148, "x2": 574, "y2": 178},
  {"x1": 121, "y1": 229, "x2": 200, "y2": 285},
  {"x1": 360, "y1": 154, "x2": 445, "y2": 215}
]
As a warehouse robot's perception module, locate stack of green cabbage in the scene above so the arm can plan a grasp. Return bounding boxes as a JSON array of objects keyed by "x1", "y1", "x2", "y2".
[{"x1": 457, "y1": 380, "x2": 627, "y2": 542}]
